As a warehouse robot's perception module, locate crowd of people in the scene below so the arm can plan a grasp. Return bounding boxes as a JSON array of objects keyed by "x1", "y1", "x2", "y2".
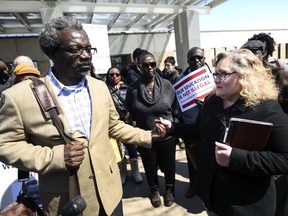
[{"x1": 0, "y1": 15, "x2": 288, "y2": 216}]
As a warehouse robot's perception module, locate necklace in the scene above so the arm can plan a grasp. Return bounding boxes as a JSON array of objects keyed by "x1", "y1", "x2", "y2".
[
  {"x1": 145, "y1": 80, "x2": 154, "y2": 95},
  {"x1": 146, "y1": 87, "x2": 153, "y2": 94}
]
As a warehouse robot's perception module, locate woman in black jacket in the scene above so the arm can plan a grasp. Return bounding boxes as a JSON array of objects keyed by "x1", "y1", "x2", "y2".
[
  {"x1": 158, "y1": 49, "x2": 288, "y2": 216},
  {"x1": 126, "y1": 52, "x2": 178, "y2": 208},
  {"x1": 106, "y1": 66, "x2": 143, "y2": 185}
]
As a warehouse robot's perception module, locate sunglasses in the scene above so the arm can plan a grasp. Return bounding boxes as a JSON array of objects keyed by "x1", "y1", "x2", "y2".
[
  {"x1": 188, "y1": 55, "x2": 204, "y2": 62},
  {"x1": 109, "y1": 73, "x2": 120, "y2": 77},
  {"x1": 140, "y1": 62, "x2": 157, "y2": 69}
]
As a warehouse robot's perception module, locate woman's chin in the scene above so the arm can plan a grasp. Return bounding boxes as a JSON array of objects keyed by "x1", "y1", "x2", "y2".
[{"x1": 215, "y1": 90, "x2": 224, "y2": 98}]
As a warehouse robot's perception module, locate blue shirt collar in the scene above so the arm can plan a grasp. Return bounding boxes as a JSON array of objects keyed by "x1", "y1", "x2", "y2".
[{"x1": 48, "y1": 68, "x2": 88, "y2": 96}]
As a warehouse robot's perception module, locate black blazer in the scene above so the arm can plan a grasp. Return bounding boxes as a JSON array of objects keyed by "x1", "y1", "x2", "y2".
[{"x1": 170, "y1": 94, "x2": 288, "y2": 216}]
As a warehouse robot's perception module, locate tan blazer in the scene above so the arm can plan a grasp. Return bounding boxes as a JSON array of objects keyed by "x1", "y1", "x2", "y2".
[{"x1": 0, "y1": 75, "x2": 152, "y2": 215}]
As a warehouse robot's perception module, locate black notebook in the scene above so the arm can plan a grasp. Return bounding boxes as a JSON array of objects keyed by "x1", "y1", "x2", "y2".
[{"x1": 224, "y1": 117, "x2": 273, "y2": 151}]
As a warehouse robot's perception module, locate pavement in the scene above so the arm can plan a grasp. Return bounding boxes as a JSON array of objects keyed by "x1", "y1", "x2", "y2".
[{"x1": 122, "y1": 148, "x2": 208, "y2": 216}]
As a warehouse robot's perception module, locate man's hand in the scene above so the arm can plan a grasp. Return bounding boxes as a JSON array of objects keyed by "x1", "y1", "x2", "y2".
[
  {"x1": 0, "y1": 202, "x2": 34, "y2": 216},
  {"x1": 215, "y1": 142, "x2": 232, "y2": 167},
  {"x1": 155, "y1": 117, "x2": 172, "y2": 131},
  {"x1": 151, "y1": 122, "x2": 167, "y2": 140},
  {"x1": 64, "y1": 140, "x2": 85, "y2": 170}
]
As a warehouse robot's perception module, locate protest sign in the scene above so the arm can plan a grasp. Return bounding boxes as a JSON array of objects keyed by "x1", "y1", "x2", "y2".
[
  {"x1": 174, "y1": 65, "x2": 216, "y2": 112},
  {"x1": 83, "y1": 24, "x2": 111, "y2": 75}
]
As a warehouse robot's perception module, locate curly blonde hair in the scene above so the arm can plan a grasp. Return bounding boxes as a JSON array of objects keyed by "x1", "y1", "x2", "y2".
[{"x1": 213, "y1": 49, "x2": 279, "y2": 107}]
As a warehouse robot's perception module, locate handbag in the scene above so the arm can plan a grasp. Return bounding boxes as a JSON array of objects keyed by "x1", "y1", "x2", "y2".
[{"x1": 109, "y1": 87, "x2": 134, "y2": 125}]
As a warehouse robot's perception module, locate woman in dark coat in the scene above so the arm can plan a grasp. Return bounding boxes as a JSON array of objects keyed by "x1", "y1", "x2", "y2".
[
  {"x1": 105, "y1": 66, "x2": 143, "y2": 185},
  {"x1": 158, "y1": 49, "x2": 288, "y2": 216},
  {"x1": 126, "y1": 52, "x2": 178, "y2": 208}
]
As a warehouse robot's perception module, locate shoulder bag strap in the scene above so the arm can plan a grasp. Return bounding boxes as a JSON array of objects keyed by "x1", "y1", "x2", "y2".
[{"x1": 29, "y1": 78, "x2": 81, "y2": 200}]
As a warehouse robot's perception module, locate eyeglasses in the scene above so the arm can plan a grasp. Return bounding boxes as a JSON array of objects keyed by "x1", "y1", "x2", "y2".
[
  {"x1": 140, "y1": 62, "x2": 157, "y2": 69},
  {"x1": 109, "y1": 73, "x2": 120, "y2": 77},
  {"x1": 60, "y1": 47, "x2": 97, "y2": 56},
  {"x1": 212, "y1": 71, "x2": 237, "y2": 81}
]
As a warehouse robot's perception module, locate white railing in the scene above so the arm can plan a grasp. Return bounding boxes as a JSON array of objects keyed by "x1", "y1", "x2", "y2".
[{"x1": 203, "y1": 43, "x2": 288, "y2": 68}]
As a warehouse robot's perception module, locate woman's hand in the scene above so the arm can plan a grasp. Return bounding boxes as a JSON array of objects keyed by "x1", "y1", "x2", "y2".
[
  {"x1": 155, "y1": 117, "x2": 172, "y2": 131},
  {"x1": 215, "y1": 142, "x2": 232, "y2": 167}
]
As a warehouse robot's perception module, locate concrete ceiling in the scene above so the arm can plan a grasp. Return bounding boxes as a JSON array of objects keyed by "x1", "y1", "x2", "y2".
[{"x1": 0, "y1": 0, "x2": 226, "y2": 35}]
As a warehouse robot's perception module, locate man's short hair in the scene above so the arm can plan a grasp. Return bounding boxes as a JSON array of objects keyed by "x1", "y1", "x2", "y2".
[{"x1": 39, "y1": 16, "x2": 85, "y2": 57}]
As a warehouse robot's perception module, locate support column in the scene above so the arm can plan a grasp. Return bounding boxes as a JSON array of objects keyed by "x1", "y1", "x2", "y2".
[{"x1": 174, "y1": 10, "x2": 201, "y2": 70}]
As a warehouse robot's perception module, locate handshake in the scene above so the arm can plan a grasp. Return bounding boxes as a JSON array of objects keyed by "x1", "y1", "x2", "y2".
[{"x1": 151, "y1": 117, "x2": 172, "y2": 140}]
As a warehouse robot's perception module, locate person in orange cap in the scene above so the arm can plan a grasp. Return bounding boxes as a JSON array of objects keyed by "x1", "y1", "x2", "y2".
[{"x1": 13, "y1": 64, "x2": 40, "y2": 84}]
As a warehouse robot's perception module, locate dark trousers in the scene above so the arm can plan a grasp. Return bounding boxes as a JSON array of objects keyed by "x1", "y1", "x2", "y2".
[
  {"x1": 96, "y1": 175, "x2": 123, "y2": 216},
  {"x1": 124, "y1": 144, "x2": 138, "y2": 159},
  {"x1": 275, "y1": 175, "x2": 288, "y2": 216},
  {"x1": 186, "y1": 150, "x2": 196, "y2": 189},
  {"x1": 137, "y1": 137, "x2": 176, "y2": 188},
  {"x1": 183, "y1": 138, "x2": 197, "y2": 189},
  {"x1": 99, "y1": 200, "x2": 123, "y2": 216}
]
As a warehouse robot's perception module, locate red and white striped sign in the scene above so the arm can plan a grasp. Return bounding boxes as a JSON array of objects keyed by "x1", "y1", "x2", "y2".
[{"x1": 174, "y1": 65, "x2": 216, "y2": 112}]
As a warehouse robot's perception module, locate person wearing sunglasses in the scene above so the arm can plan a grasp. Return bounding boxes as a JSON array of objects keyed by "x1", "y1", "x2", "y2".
[
  {"x1": 126, "y1": 51, "x2": 178, "y2": 208},
  {"x1": 176, "y1": 47, "x2": 207, "y2": 200},
  {"x1": 105, "y1": 66, "x2": 143, "y2": 185},
  {"x1": 157, "y1": 49, "x2": 288, "y2": 216},
  {"x1": 0, "y1": 16, "x2": 167, "y2": 216}
]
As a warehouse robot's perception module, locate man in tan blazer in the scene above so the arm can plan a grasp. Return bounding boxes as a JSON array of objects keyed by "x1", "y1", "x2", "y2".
[{"x1": 0, "y1": 16, "x2": 164, "y2": 216}]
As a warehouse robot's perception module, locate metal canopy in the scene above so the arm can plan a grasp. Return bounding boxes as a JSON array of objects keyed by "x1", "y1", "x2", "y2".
[{"x1": 0, "y1": 0, "x2": 226, "y2": 35}]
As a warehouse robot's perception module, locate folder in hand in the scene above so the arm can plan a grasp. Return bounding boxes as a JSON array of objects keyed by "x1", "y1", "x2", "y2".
[{"x1": 224, "y1": 117, "x2": 273, "y2": 151}]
